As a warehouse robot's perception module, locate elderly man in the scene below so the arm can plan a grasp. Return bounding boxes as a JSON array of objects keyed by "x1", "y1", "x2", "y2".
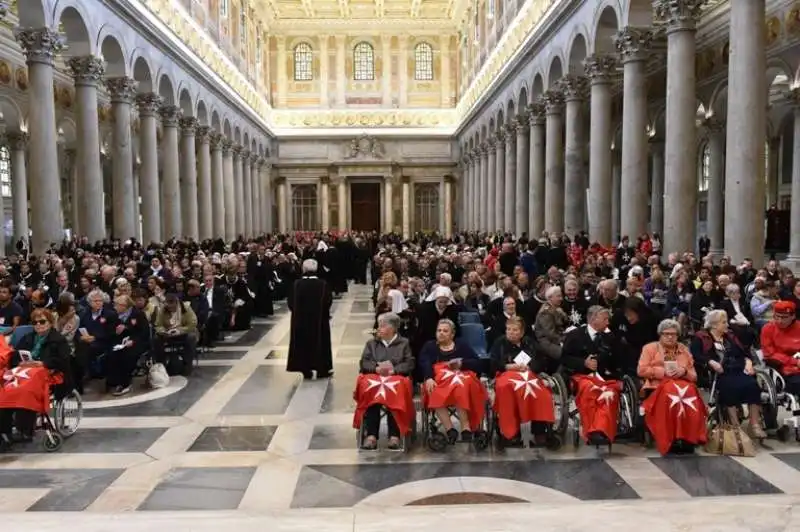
[
  {"x1": 153, "y1": 293, "x2": 199, "y2": 376},
  {"x1": 287, "y1": 259, "x2": 333, "y2": 380}
]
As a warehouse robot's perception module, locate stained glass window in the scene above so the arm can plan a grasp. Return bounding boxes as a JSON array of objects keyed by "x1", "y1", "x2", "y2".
[
  {"x1": 414, "y1": 42, "x2": 433, "y2": 81},
  {"x1": 353, "y1": 42, "x2": 375, "y2": 81},
  {"x1": 294, "y1": 42, "x2": 313, "y2": 81}
]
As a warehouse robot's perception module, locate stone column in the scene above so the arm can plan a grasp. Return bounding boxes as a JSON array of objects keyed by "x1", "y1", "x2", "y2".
[
  {"x1": 105, "y1": 77, "x2": 137, "y2": 240},
  {"x1": 486, "y1": 137, "x2": 497, "y2": 231},
  {"x1": 209, "y1": 133, "x2": 225, "y2": 238},
  {"x1": 232, "y1": 146, "x2": 244, "y2": 237},
  {"x1": 132, "y1": 161, "x2": 141, "y2": 241},
  {"x1": 7, "y1": 132, "x2": 28, "y2": 245},
  {"x1": 384, "y1": 176, "x2": 394, "y2": 232},
  {"x1": 179, "y1": 116, "x2": 199, "y2": 240},
  {"x1": 611, "y1": 149, "x2": 622, "y2": 243},
  {"x1": 381, "y1": 35, "x2": 392, "y2": 107},
  {"x1": 262, "y1": 160, "x2": 274, "y2": 234},
  {"x1": 562, "y1": 76, "x2": 588, "y2": 236},
  {"x1": 543, "y1": 90, "x2": 565, "y2": 234},
  {"x1": 528, "y1": 103, "x2": 546, "y2": 238},
  {"x1": 440, "y1": 35, "x2": 451, "y2": 108},
  {"x1": 402, "y1": 177, "x2": 411, "y2": 239},
  {"x1": 503, "y1": 122, "x2": 516, "y2": 232},
  {"x1": 241, "y1": 150, "x2": 253, "y2": 237},
  {"x1": 66, "y1": 148, "x2": 78, "y2": 234},
  {"x1": 276, "y1": 36, "x2": 287, "y2": 107},
  {"x1": 335, "y1": 35, "x2": 347, "y2": 107},
  {"x1": 277, "y1": 177, "x2": 288, "y2": 233},
  {"x1": 788, "y1": 93, "x2": 800, "y2": 263},
  {"x1": 159, "y1": 105, "x2": 182, "y2": 239},
  {"x1": 514, "y1": 114, "x2": 530, "y2": 236},
  {"x1": 135, "y1": 93, "x2": 162, "y2": 244},
  {"x1": 494, "y1": 130, "x2": 506, "y2": 231},
  {"x1": 655, "y1": 1, "x2": 701, "y2": 255},
  {"x1": 16, "y1": 28, "x2": 64, "y2": 252},
  {"x1": 251, "y1": 156, "x2": 261, "y2": 235},
  {"x1": 196, "y1": 126, "x2": 213, "y2": 240},
  {"x1": 724, "y1": 0, "x2": 766, "y2": 262},
  {"x1": 471, "y1": 149, "x2": 480, "y2": 229},
  {"x1": 320, "y1": 176, "x2": 330, "y2": 232},
  {"x1": 703, "y1": 118, "x2": 725, "y2": 256},
  {"x1": 319, "y1": 35, "x2": 329, "y2": 108},
  {"x1": 480, "y1": 142, "x2": 490, "y2": 232},
  {"x1": 222, "y1": 140, "x2": 236, "y2": 242},
  {"x1": 336, "y1": 177, "x2": 347, "y2": 229},
  {"x1": 649, "y1": 138, "x2": 665, "y2": 237},
  {"x1": 444, "y1": 176, "x2": 453, "y2": 237},
  {"x1": 616, "y1": 26, "x2": 652, "y2": 243},
  {"x1": 585, "y1": 55, "x2": 616, "y2": 245},
  {"x1": 398, "y1": 35, "x2": 409, "y2": 107}
]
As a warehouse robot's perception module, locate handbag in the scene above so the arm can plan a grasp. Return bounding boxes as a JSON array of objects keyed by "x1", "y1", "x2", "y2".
[
  {"x1": 147, "y1": 362, "x2": 170, "y2": 389},
  {"x1": 705, "y1": 423, "x2": 755, "y2": 457}
]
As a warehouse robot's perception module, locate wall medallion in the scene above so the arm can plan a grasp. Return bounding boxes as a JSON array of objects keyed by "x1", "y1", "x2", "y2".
[{"x1": 14, "y1": 67, "x2": 27, "y2": 91}]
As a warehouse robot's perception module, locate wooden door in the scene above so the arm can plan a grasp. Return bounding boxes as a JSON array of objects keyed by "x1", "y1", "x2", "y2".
[{"x1": 350, "y1": 183, "x2": 381, "y2": 231}]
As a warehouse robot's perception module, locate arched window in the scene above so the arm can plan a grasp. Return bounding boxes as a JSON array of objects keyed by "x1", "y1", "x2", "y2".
[
  {"x1": 293, "y1": 42, "x2": 313, "y2": 81},
  {"x1": 699, "y1": 143, "x2": 710, "y2": 192},
  {"x1": 291, "y1": 184, "x2": 318, "y2": 231},
  {"x1": 0, "y1": 146, "x2": 10, "y2": 197},
  {"x1": 353, "y1": 42, "x2": 375, "y2": 81},
  {"x1": 414, "y1": 42, "x2": 433, "y2": 81},
  {"x1": 414, "y1": 183, "x2": 440, "y2": 232}
]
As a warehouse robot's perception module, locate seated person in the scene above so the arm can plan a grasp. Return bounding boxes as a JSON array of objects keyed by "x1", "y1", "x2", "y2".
[
  {"x1": 153, "y1": 294, "x2": 198, "y2": 376},
  {"x1": 0, "y1": 309, "x2": 70, "y2": 450},
  {"x1": 720, "y1": 283, "x2": 756, "y2": 348},
  {"x1": 354, "y1": 312, "x2": 415, "y2": 450},
  {"x1": 490, "y1": 316, "x2": 554, "y2": 447},
  {"x1": 691, "y1": 309, "x2": 764, "y2": 438},
  {"x1": 105, "y1": 295, "x2": 151, "y2": 396},
  {"x1": 185, "y1": 279, "x2": 210, "y2": 336},
  {"x1": 616, "y1": 297, "x2": 659, "y2": 375},
  {"x1": 562, "y1": 306, "x2": 624, "y2": 446},
  {"x1": 760, "y1": 300, "x2": 800, "y2": 395},
  {"x1": 534, "y1": 286, "x2": 569, "y2": 373},
  {"x1": 76, "y1": 289, "x2": 119, "y2": 391},
  {"x1": 419, "y1": 318, "x2": 486, "y2": 444},
  {"x1": 638, "y1": 319, "x2": 707, "y2": 455},
  {"x1": 487, "y1": 296, "x2": 525, "y2": 348},
  {"x1": 200, "y1": 274, "x2": 228, "y2": 347},
  {"x1": 0, "y1": 280, "x2": 23, "y2": 336}
]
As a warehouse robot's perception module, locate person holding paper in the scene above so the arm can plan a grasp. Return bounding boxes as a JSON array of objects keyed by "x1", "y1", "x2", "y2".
[
  {"x1": 638, "y1": 319, "x2": 706, "y2": 455},
  {"x1": 490, "y1": 316, "x2": 554, "y2": 448},
  {"x1": 75, "y1": 289, "x2": 119, "y2": 391},
  {"x1": 106, "y1": 295, "x2": 150, "y2": 396}
]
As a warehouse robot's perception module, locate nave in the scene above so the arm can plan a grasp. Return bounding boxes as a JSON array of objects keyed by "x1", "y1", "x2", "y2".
[{"x1": 1, "y1": 284, "x2": 800, "y2": 530}]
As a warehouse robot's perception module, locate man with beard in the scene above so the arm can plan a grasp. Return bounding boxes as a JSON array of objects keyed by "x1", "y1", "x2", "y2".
[
  {"x1": 287, "y1": 259, "x2": 333, "y2": 380},
  {"x1": 562, "y1": 279, "x2": 588, "y2": 329}
]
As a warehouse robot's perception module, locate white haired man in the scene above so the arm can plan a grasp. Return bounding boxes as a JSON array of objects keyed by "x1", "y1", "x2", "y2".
[{"x1": 287, "y1": 258, "x2": 333, "y2": 380}]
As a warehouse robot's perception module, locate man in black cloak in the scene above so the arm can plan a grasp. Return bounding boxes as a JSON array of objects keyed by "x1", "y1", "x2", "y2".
[{"x1": 287, "y1": 258, "x2": 333, "y2": 380}]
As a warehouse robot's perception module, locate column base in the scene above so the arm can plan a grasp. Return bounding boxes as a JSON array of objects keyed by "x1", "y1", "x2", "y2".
[
  {"x1": 784, "y1": 255, "x2": 800, "y2": 272},
  {"x1": 708, "y1": 248, "x2": 725, "y2": 259}
]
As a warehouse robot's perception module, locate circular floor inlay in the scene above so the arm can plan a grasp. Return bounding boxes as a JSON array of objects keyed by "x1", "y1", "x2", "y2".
[
  {"x1": 406, "y1": 492, "x2": 526, "y2": 506},
  {"x1": 82, "y1": 375, "x2": 188, "y2": 409}
]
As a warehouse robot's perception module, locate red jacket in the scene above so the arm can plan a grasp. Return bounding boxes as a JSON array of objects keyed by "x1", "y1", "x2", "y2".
[{"x1": 761, "y1": 321, "x2": 800, "y2": 377}]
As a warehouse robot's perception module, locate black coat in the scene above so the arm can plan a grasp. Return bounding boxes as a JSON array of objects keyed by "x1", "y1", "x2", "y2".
[
  {"x1": 287, "y1": 276, "x2": 333, "y2": 375},
  {"x1": 15, "y1": 329, "x2": 72, "y2": 397},
  {"x1": 489, "y1": 336, "x2": 546, "y2": 376},
  {"x1": 561, "y1": 325, "x2": 622, "y2": 379}
]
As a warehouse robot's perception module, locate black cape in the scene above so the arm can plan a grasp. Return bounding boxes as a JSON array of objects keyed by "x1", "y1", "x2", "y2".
[{"x1": 287, "y1": 276, "x2": 333, "y2": 375}]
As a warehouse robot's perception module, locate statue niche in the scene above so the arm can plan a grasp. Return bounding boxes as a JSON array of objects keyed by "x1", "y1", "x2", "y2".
[{"x1": 343, "y1": 134, "x2": 385, "y2": 160}]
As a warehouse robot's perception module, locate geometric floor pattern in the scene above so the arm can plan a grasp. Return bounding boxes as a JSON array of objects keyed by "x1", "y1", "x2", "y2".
[{"x1": 2, "y1": 284, "x2": 800, "y2": 530}]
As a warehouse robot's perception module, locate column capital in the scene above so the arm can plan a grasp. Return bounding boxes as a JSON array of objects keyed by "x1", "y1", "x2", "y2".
[
  {"x1": 179, "y1": 116, "x2": 198, "y2": 135},
  {"x1": 196, "y1": 125, "x2": 212, "y2": 143},
  {"x1": 785, "y1": 87, "x2": 800, "y2": 107},
  {"x1": 250, "y1": 153, "x2": 260, "y2": 165},
  {"x1": 159, "y1": 105, "x2": 181, "y2": 127},
  {"x1": 209, "y1": 132, "x2": 223, "y2": 150},
  {"x1": 67, "y1": 55, "x2": 105, "y2": 87},
  {"x1": 221, "y1": 138, "x2": 234, "y2": 154},
  {"x1": 479, "y1": 142, "x2": 489, "y2": 155},
  {"x1": 527, "y1": 102, "x2": 546, "y2": 125},
  {"x1": 654, "y1": 0, "x2": 705, "y2": 32},
  {"x1": 584, "y1": 54, "x2": 617, "y2": 85},
  {"x1": 542, "y1": 90, "x2": 564, "y2": 114},
  {"x1": 559, "y1": 75, "x2": 589, "y2": 102},
  {"x1": 648, "y1": 136, "x2": 665, "y2": 149},
  {"x1": 615, "y1": 26, "x2": 654, "y2": 63},
  {"x1": 495, "y1": 128, "x2": 506, "y2": 145},
  {"x1": 469, "y1": 148, "x2": 480, "y2": 161},
  {"x1": 14, "y1": 27, "x2": 64, "y2": 66},
  {"x1": 487, "y1": 136, "x2": 497, "y2": 149},
  {"x1": 503, "y1": 123, "x2": 516, "y2": 145},
  {"x1": 241, "y1": 149, "x2": 251, "y2": 160},
  {"x1": 105, "y1": 77, "x2": 138, "y2": 104},
  {"x1": 334, "y1": 34, "x2": 347, "y2": 45},
  {"x1": 232, "y1": 144, "x2": 244, "y2": 156},
  {"x1": 701, "y1": 116, "x2": 725, "y2": 136},
  {"x1": 135, "y1": 92, "x2": 162, "y2": 117},
  {"x1": 5, "y1": 131, "x2": 29, "y2": 150},
  {"x1": 513, "y1": 114, "x2": 530, "y2": 134}
]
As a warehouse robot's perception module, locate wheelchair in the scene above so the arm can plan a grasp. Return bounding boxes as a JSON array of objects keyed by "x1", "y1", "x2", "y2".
[
  {"x1": 420, "y1": 378, "x2": 492, "y2": 452},
  {"x1": 569, "y1": 374, "x2": 641, "y2": 451},
  {"x1": 758, "y1": 360, "x2": 800, "y2": 442},
  {"x1": 32, "y1": 388, "x2": 83, "y2": 452},
  {"x1": 355, "y1": 403, "x2": 418, "y2": 453},
  {"x1": 702, "y1": 364, "x2": 776, "y2": 443}
]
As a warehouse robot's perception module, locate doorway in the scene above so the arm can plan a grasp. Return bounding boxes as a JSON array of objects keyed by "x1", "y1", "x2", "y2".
[{"x1": 350, "y1": 182, "x2": 381, "y2": 231}]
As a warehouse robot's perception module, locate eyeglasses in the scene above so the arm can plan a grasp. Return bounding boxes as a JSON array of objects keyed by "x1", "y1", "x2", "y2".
[
  {"x1": 660, "y1": 331, "x2": 678, "y2": 337},
  {"x1": 33, "y1": 319, "x2": 49, "y2": 326}
]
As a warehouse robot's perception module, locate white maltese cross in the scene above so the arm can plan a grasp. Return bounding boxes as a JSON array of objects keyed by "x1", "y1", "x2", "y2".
[
  {"x1": 590, "y1": 374, "x2": 615, "y2": 404},
  {"x1": 365, "y1": 376, "x2": 399, "y2": 400},
  {"x1": 509, "y1": 371, "x2": 541, "y2": 399},
  {"x1": 3, "y1": 367, "x2": 30, "y2": 388},
  {"x1": 441, "y1": 369, "x2": 465, "y2": 387},
  {"x1": 667, "y1": 383, "x2": 698, "y2": 417}
]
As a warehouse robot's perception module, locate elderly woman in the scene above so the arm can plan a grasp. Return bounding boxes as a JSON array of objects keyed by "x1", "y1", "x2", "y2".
[
  {"x1": 355, "y1": 312, "x2": 415, "y2": 450},
  {"x1": 419, "y1": 319, "x2": 485, "y2": 444},
  {"x1": 751, "y1": 279, "x2": 779, "y2": 330},
  {"x1": 691, "y1": 310, "x2": 765, "y2": 438},
  {"x1": 638, "y1": 319, "x2": 706, "y2": 455},
  {"x1": 413, "y1": 286, "x2": 461, "y2": 358},
  {"x1": 720, "y1": 283, "x2": 757, "y2": 348},
  {"x1": 106, "y1": 295, "x2": 151, "y2": 396},
  {"x1": 0, "y1": 308, "x2": 70, "y2": 449},
  {"x1": 535, "y1": 286, "x2": 568, "y2": 373},
  {"x1": 76, "y1": 289, "x2": 118, "y2": 391}
]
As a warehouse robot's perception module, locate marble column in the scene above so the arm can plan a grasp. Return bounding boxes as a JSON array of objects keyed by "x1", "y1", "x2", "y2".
[
  {"x1": 232, "y1": 146, "x2": 244, "y2": 237},
  {"x1": 649, "y1": 138, "x2": 665, "y2": 238},
  {"x1": 242, "y1": 150, "x2": 253, "y2": 237},
  {"x1": 210, "y1": 133, "x2": 225, "y2": 239},
  {"x1": 337, "y1": 177, "x2": 347, "y2": 229},
  {"x1": 460, "y1": 156, "x2": 469, "y2": 230},
  {"x1": 196, "y1": 126, "x2": 213, "y2": 240},
  {"x1": 319, "y1": 35, "x2": 329, "y2": 108},
  {"x1": 788, "y1": 92, "x2": 800, "y2": 263},
  {"x1": 444, "y1": 176, "x2": 453, "y2": 237},
  {"x1": 385, "y1": 176, "x2": 394, "y2": 232},
  {"x1": 503, "y1": 122, "x2": 516, "y2": 232},
  {"x1": 480, "y1": 142, "x2": 490, "y2": 232},
  {"x1": 543, "y1": 90, "x2": 565, "y2": 234},
  {"x1": 251, "y1": 156, "x2": 261, "y2": 234},
  {"x1": 66, "y1": 149, "x2": 79, "y2": 235},
  {"x1": 320, "y1": 176, "x2": 330, "y2": 232},
  {"x1": 16, "y1": 28, "x2": 64, "y2": 252},
  {"x1": 724, "y1": 0, "x2": 766, "y2": 262},
  {"x1": 470, "y1": 149, "x2": 480, "y2": 229},
  {"x1": 135, "y1": 93, "x2": 162, "y2": 244},
  {"x1": 585, "y1": 55, "x2": 616, "y2": 244},
  {"x1": 528, "y1": 103, "x2": 546, "y2": 238},
  {"x1": 105, "y1": 77, "x2": 137, "y2": 240},
  {"x1": 656, "y1": 1, "x2": 702, "y2": 255},
  {"x1": 562, "y1": 76, "x2": 588, "y2": 236},
  {"x1": 515, "y1": 114, "x2": 530, "y2": 236},
  {"x1": 402, "y1": 178, "x2": 411, "y2": 239},
  {"x1": 611, "y1": 149, "x2": 622, "y2": 243},
  {"x1": 276, "y1": 36, "x2": 287, "y2": 107},
  {"x1": 277, "y1": 178, "x2": 288, "y2": 233},
  {"x1": 616, "y1": 26, "x2": 652, "y2": 243},
  {"x1": 262, "y1": 160, "x2": 274, "y2": 234},
  {"x1": 68, "y1": 55, "x2": 105, "y2": 241},
  {"x1": 159, "y1": 105, "x2": 182, "y2": 239},
  {"x1": 486, "y1": 137, "x2": 497, "y2": 231},
  {"x1": 704, "y1": 118, "x2": 725, "y2": 256},
  {"x1": 133, "y1": 161, "x2": 141, "y2": 241},
  {"x1": 7, "y1": 132, "x2": 29, "y2": 245},
  {"x1": 381, "y1": 35, "x2": 392, "y2": 107},
  {"x1": 222, "y1": 140, "x2": 236, "y2": 242},
  {"x1": 179, "y1": 116, "x2": 199, "y2": 240},
  {"x1": 335, "y1": 36, "x2": 346, "y2": 107},
  {"x1": 494, "y1": 130, "x2": 506, "y2": 231}
]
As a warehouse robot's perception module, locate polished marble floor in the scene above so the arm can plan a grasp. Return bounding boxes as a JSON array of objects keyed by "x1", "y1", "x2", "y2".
[{"x1": 3, "y1": 284, "x2": 800, "y2": 530}]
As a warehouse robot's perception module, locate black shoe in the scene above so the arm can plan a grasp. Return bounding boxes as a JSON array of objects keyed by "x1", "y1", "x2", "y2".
[
  {"x1": 446, "y1": 428, "x2": 458, "y2": 444},
  {"x1": 302, "y1": 372, "x2": 314, "y2": 380},
  {"x1": 461, "y1": 430, "x2": 473, "y2": 443},
  {"x1": 587, "y1": 431, "x2": 610, "y2": 447}
]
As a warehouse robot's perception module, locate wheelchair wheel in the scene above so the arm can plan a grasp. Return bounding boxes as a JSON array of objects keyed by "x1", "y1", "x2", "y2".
[
  {"x1": 776, "y1": 425, "x2": 791, "y2": 443},
  {"x1": 42, "y1": 431, "x2": 63, "y2": 453},
  {"x1": 755, "y1": 369, "x2": 778, "y2": 430},
  {"x1": 545, "y1": 433, "x2": 563, "y2": 451},
  {"x1": 545, "y1": 373, "x2": 569, "y2": 436},
  {"x1": 54, "y1": 390, "x2": 82, "y2": 438},
  {"x1": 427, "y1": 431, "x2": 448, "y2": 452}
]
